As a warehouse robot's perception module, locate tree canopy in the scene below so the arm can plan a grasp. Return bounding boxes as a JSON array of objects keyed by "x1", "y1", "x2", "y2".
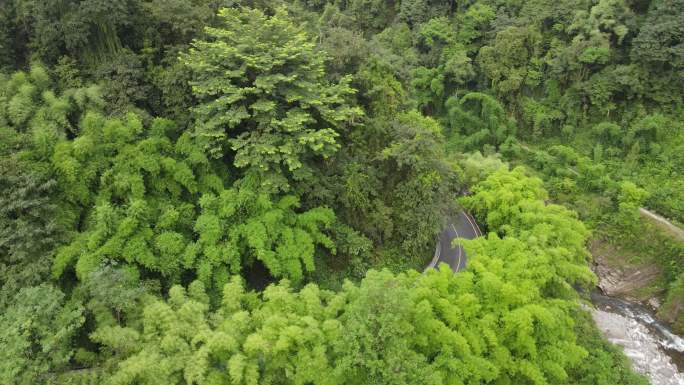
[
  {"x1": 0, "y1": 1, "x2": 672, "y2": 383},
  {"x1": 183, "y1": 7, "x2": 361, "y2": 190}
]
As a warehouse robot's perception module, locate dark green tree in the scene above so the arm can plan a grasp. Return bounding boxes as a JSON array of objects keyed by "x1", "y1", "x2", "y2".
[{"x1": 0, "y1": 284, "x2": 84, "y2": 385}]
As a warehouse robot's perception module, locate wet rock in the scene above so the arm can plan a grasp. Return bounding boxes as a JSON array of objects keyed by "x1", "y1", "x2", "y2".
[
  {"x1": 649, "y1": 297, "x2": 663, "y2": 312},
  {"x1": 592, "y1": 308, "x2": 684, "y2": 385},
  {"x1": 590, "y1": 240, "x2": 664, "y2": 304}
]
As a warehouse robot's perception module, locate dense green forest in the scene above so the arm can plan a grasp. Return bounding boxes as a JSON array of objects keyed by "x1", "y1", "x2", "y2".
[{"x1": 0, "y1": 0, "x2": 681, "y2": 383}]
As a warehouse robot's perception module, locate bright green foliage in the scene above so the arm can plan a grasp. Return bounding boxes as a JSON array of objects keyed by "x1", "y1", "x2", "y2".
[
  {"x1": 335, "y1": 267, "x2": 583, "y2": 385},
  {"x1": 50, "y1": 113, "x2": 215, "y2": 281},
  {"x1": 105, "y1": 278, "x2": 344, "y2": 385},
  {"x1": 107, "y1": 232, "x2": 593, "y2": 385},
  {"x1": 183, "y1": 7, "x2": 361, "y2": 189},
  {"x1": 0, "y1": 64, "x2": 101, "y2": 304},
  {"x1": 461, "y1": 167, "x2": 596, "y2": 292},
  {"x1": 191, "y1": 180, "x2": 335, "y2": 284},
  {"x1": 103, "y1": 166, "x2": 607, "y2": 385},
  {"x1": 50, "y1": 156, "x2": 638, "y2": 383},
  {"x1": 461, "y1": 166, "x2": 547, "y2": 232},
  {"x1": 459, "y1": 151, "x2": 507, "y2": 186},
  {"x1": 615, "y1": 181, "x2": 648, "y2": 228},
  {"x1": 50, "y1": 112, "x2": 335, "y2": 289},
  {"x1": 455, "y1": 3, "x2": 494, "y2": 47},
  {"x1": 0, "y1": 64, "x2": 103, "y2": 148},
  {"x1": 0, "y1": 284, "x2": 84, "y2": 385}
]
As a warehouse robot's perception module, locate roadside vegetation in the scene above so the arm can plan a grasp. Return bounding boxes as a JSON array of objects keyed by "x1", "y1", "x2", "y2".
[{"x1": 1, "y1": 0, "x2": 681, "y2": 383}]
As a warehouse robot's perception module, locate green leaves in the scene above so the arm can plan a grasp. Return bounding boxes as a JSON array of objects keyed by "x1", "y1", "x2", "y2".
[
  {"x1": 49, "y1": 111, "x2": 336, "y2": 290},
  {"x1": 106, "y1": 278, "x2": 342, "y2": 385},
  {"x1": 615, "y1": 181, "x2": 648, "y2": 229},
  {"x1": 0, "y1": 3, "x2": 670, "y2": 384},
  {"x1": 461, "y1": 166, "x2": 596, "y2": 294},
  {"x1": 183, "y1": 7, "x2": 361, "y2": 189},
  {"x1": 51, "y1": 114, "x2": 208, "y2": 281},
  {"x1": 191, "y1": 183, "x2": 336, "y2": 285},
  {"x1": 478, "y1": 26, "x2": 542, "y2": 98},
  {"x1": 0, "y1": 285, "x2": 84, "y2": 385},
  {"x1": 631, "y1": 0, "x2": 684, "y2": 69},
  {"x1": 98, "y1": 163, "x2": 599, "y2": 384},
  {"x1": 446, "y1": 92, "x2": 515, "y2": 150},
  {"x1": 409, "y1": 17, "x2": 474, "y2": 113},
  {"x1": 107, "y1": 255, "x2": 591, "y2": 385},
  {"x1": 0, "y1": 64, "x2": 103, "y2": 159},
  {"x1": 85, "y1": 163, "x2": 619, "y2": 385},
  {"x1": 0, "y1": 160, "x2": 63, "y2": 305}
]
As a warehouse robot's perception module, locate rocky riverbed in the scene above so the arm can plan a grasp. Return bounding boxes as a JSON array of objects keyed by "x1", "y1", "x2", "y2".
[
  {"x1": 591, "y1": 292, "x2": 684, "y2": 385},
  {"x1": 590, "y1": 240, "x2": 684, "y2": 385}
]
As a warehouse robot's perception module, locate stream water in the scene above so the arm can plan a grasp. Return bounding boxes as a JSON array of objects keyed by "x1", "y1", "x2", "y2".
[{"x1": 590, "y1": 292, "x2": 684, "y2": 385}]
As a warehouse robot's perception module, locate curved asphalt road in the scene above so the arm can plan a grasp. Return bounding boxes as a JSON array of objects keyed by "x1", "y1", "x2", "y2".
[{"x1": 426, "y1": 210, "x2": 482, "y2": 272}]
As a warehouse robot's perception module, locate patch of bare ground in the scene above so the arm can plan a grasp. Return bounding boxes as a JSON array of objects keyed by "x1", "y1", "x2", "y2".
[{"x1": 590, "y1": 238, "x2": 666, "y2": 309}]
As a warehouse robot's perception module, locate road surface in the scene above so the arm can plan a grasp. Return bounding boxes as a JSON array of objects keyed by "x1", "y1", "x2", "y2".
[
  {"x1": 639, "y1": 208, "x2": 684, "y2": 240},
  {"x1": 426, "y1": 210, "x2": 482, "y2": 272}
]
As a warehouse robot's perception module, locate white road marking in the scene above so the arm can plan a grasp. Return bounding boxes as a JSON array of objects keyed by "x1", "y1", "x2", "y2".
[
  {"x1": 450, "y1": 223, "x2": 463, "y2": 272},
  {"x1": 426, "y1": 212, "x2": 482, "y2": 273},
  {"x1": 463, "y1": 212, "x2": 482, "y2": 237},
  {"x1": 426, "y1": 238, "x2": 441, "y2": 271}
]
